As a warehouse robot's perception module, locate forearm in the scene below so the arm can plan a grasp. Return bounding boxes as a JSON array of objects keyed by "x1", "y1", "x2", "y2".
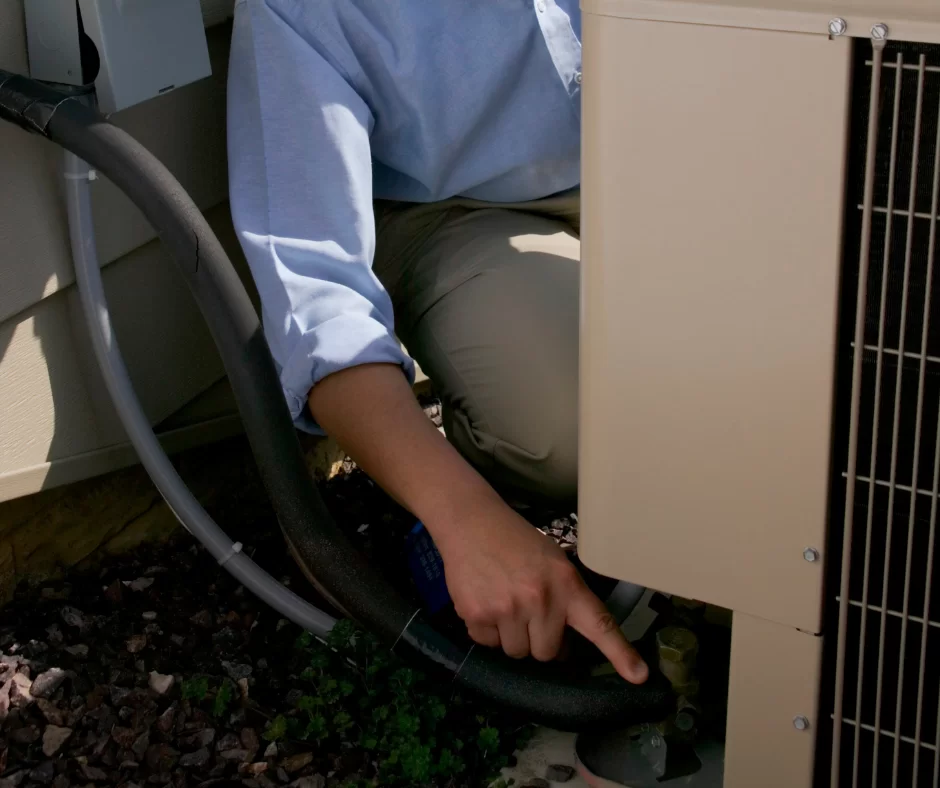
[{"x1": 307, "y1": 363, "x2": 501, "y2": 542}]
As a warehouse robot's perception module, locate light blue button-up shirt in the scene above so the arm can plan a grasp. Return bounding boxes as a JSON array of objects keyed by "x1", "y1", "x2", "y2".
[{"x1": 227, "y1": 0, "x2": 583, "y2": 431}]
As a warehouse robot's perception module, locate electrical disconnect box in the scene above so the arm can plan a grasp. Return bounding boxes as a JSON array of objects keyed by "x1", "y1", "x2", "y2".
[{"x1": 23, "y1": 0, "x2": 212, "y2": 114}]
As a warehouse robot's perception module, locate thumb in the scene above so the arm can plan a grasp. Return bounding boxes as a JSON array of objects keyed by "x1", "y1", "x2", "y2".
[{"x1": 566, "y1": 585, "x2": 649, "y2": 684}]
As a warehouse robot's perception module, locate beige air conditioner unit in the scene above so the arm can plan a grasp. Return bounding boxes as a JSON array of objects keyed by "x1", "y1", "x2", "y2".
[{"x1": 578, "y1": 1, "x2": 940, "y2": 786}]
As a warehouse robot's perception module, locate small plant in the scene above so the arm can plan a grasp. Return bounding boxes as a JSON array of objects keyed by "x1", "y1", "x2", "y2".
[
  {"x1": 263, "y1": 619, "x2": 531, "y2": 787},
  {"x1": 181, "y1": 674, "x2": 237, "y2": 719},
  {"x1": 180, "y1": 675, "x2": 209, "y2": 701}
]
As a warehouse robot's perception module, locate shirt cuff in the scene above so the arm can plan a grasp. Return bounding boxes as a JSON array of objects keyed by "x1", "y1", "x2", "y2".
[{"x1": 278, "y1": 313, "x2": 416, "y2": 435}]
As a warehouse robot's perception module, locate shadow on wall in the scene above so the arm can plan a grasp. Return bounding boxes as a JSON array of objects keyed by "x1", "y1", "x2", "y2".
[
  {"x1": 0, "y1": 6, "x2": 257, "y2": 596},
  {"x1": 0, "y1": 7, "x2": 246, "y2": 494}
]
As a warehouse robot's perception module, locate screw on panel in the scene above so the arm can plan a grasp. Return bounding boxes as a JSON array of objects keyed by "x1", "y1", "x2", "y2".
[
  {"x1": 803, "y1": 547, "x2": 819, "y2": 563},
  {"x1": 793, "y1": 716, "x2": 810, "y2": 731},
  {"x1": 871, "y1": 23, "x2": 889, "y2": 40},
  {"x1": 828, "y1": 18, "x2": 847, "y2": 36}
]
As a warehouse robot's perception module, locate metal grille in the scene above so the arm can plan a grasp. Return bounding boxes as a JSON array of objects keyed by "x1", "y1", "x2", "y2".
[{"x1": 822, "y1": 39, "x2": 940, "y2": 787}]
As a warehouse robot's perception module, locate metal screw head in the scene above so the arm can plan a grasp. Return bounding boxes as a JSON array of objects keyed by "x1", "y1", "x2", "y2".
[
  {"x1": 828, "y1": 18, "x2": 847, "y2": 36},
  {"x1": 793, "y1": 716, "x2": 810, "y2": 731},
  {"x1": 803, "y1": 547, "x2": 819, "y2": 563},
  {"x1": 871, "y1": 23, "x2": 889, "y2": 40},
  {"x1": 649, "y1": 734, "x2": 662, "y2": 748}
]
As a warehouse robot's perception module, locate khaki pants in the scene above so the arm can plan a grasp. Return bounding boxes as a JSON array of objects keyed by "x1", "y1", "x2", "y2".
[{"x1": 373, "y1": 188, "x2": 581, "y2": 506}]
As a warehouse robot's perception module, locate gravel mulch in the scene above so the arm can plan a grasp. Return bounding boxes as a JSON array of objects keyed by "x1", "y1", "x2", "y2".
[{"x1": 0, "y1": 398, "x2": 580, "y2": 788}]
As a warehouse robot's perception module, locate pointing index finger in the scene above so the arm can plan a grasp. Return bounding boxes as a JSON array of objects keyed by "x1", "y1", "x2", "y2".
[{"x1": 566, "y1": 586, "x2": 649, "y2": 685}]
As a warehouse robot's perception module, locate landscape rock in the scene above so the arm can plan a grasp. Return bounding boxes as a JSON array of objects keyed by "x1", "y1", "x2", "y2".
[
  {"x1": 34, "y1": 699, "x2": 63, "y2": 728},
  {"x1": 240, "y1": 727, "x2": 260, "y2": 754},
  {"x1": 104, "y1": 580, "x2": 124, "y2": 603},
  {"x1": 60, "y1": 606, "x2": 87, "y2": 630},
  {"x1": 282, "y1": 753, "x2": 314, "y2": 774},
  {"x1": 80, "y1": 763, "x2": 109, "y2": 781},
  {"x1": 290, "y1": 777, "x2": 326, "y2": 788},
  {"x1": 11, "y1": 724, "x2": 41, "y2": 744},
  {"x1": 9, "y1": 673, "x2": 33, "y2": 707},
  {"x1": 155, "y1": 703, "x2": 177, "y2": 733},
  {"x1": 221, "y1": 662, "x2": 252, "y2": 682},
  {"x1": 145, "y1": 743, "x2": 180, "y2": 772},
  {"x1": 219, "y1": 748, "x2": 250, "y2": 762},
  {"x1": 30, "y1": 667, "x2": 67, "y2": 699},
  {"x1": 112, "y1": 725, "x2": 139, "y2": 749},
  {"x1": 125, "y1": 577, "x2": 154, "y2": 592},
  {"x1": 179, "y1": 728, "x2": 215, "y2": 751},
  {"x1": 28, "y1": 761, "x2": 55, "y2": 784},
  {"x1": 179, "y1": 747, "x2": 211, "y2": 768},
  {"x1": 148, "y1": 671, "x2": 174, "y2": 695}
]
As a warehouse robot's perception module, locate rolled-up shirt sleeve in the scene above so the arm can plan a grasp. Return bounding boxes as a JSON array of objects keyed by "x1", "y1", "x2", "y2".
[{"x1": 226, "y1": 0, "x2": 415, "y2": 433}]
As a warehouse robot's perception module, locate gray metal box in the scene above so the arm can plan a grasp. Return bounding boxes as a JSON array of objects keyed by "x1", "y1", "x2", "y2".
[{"x1": 24, "y1": 0, "x2": 211, "y2": 114}]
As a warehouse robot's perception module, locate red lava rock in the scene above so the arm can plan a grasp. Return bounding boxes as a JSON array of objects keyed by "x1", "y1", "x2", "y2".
[
  {"x1": 223, "y1": 611, "x2": 242, "y2": 626},
  {"x1": 112, "y1": 726, "x2": 139, "y2": 749},
  {"x1": 145, "y1": 743, "x2": 180, "y2": 772},
  {"x1": 240, "y1": 727, "x2": 260, "y2": 753},
  {"x1": 104, "y1": 579, "x2": 124, "y2": 603},
  {"x1": 86, "y1": 686, "x2": 108, "y2": 710},
  {"x1": 189, "y1": 611, "x2": 213, "y2": 629}
]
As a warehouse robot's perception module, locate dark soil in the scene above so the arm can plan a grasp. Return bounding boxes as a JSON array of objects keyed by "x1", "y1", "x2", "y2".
[{"x1": 0, "y1": 398, "x2": 583, "y2": 788}]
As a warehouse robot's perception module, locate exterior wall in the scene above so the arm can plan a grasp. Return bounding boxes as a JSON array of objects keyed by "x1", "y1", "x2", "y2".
[{"x1": 0, "y1": 1, "x2": 240, "y2": 502}]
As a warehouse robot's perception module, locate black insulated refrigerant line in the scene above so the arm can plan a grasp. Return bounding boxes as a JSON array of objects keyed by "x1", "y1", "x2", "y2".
[{"x1": 0, "y1": 70, "x2": 671, "y2": 731}]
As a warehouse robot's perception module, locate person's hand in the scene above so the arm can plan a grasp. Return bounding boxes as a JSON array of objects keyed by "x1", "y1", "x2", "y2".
[{"x1": 432, "y1": 496, "x2": 649, "y2": 685}]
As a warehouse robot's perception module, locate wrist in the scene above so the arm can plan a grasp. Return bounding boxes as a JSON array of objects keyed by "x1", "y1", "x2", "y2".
[{"x1": 413, "y1": 469, "x2": 505, "y2": 549}]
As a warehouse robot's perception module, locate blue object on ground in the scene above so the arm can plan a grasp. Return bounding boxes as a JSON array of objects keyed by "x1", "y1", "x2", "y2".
[{"x1": 406, "y1": 521, "x2": 451, "y2": 614}]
